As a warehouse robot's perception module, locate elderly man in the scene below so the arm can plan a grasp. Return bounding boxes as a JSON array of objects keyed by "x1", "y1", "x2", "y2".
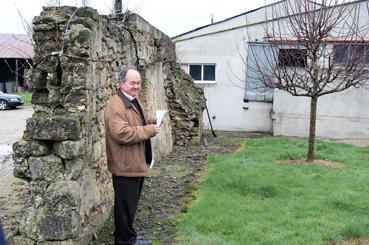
[{"x1": 105, "y1": 66, "x2": 160, "y2": 245}]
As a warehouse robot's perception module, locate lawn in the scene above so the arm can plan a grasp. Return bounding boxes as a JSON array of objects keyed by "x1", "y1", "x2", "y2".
[
  {"x1": 14, "y1": 92, "x2": 32, "y2": 106},
  {"x1": 176, "y1": 137, "x2": 369, "y2": 245}
]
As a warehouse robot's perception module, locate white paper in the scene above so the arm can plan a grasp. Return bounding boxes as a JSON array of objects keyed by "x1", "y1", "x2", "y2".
[
  {"x1": 156, "y1": 110, "x2": 167, "y2": 126},
  {"x1": 150, "y1": 110, "x2": 167, "y2": 169},
  {"x1": 149, "y1": 138, "x2": 155, "y2": 169}
]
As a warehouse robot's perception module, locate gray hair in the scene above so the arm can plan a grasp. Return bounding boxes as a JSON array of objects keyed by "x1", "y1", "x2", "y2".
[{"x1": 118, "y1": 66, "x2": 139, "y2": 82}]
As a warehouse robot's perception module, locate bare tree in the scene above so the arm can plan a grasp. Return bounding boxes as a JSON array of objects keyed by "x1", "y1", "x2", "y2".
[{"x1": 247, "y1": 0, "x2": 369, "y2": 161}]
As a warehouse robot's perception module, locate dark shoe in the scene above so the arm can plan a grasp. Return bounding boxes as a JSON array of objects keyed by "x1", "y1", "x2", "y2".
[{"x1": 134, "y1": 239, "x2": 152, "y2": 245}]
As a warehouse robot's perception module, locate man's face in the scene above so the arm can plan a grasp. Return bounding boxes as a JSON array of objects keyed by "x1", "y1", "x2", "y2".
[{"x1": 120, "y1": 69, "x2": 141, "y2": 97}]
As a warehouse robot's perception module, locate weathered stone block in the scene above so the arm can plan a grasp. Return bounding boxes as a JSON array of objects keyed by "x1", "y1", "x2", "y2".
[
  {"x1": 43, "y1": 180, "x2": 80, "y2": 208},
  {"x1": 70, "y1": 17, "x2": 95, "y2": 30},
  {"x1": 13, "y1": 140, "x2": 50, "y2": 157},
  {"x1": 47, "y1": 88, "x2": 62, "y2": 105},
  {"x1": 28, "y1": 155, "x2": 63, "y2": 181},
  {"x1": 53, "y1": 140, "x2": 83, "y2": 159},
  {"x1": 65, "y1": 158, "x2": 84, "y2": 180},
  {"x1": 64, "y1": 89, "x2": 87, "y2": 105},
  {"x1": 32, "y1": 208, "x2": 80, "y2": 241},
  {"x1": 27, "y1": 69, "x2": 47, "y2": 90},
  {"x1": 26, "y1": 116, "x2": 81, "y2": 141},
  {"x1": 13, "y1": 157, "x2": 30, "y2": 179},
  {"x1": 64, "y1": 24, "x2": 92, "y2": 47},
  {"x1": 11, "y1": 236, "x2": 35, "y2": 245},
  {"x1": 31, "y1": 90, "x2": 49, "y2": 105},
  {"x1": 75, "y1": 7, "x2": 99, "y2": 21},
  {"x1": 30, "y1": 181, "x2": 81, "y2": 241}
]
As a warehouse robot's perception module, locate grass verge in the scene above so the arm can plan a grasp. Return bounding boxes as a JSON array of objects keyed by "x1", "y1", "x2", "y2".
[
  {"x1": 176, "y1": 137, "x2": 369, "y2": 245},
  {"x1": 14, "y1": 92, "x2": 32, "y2": 106}
]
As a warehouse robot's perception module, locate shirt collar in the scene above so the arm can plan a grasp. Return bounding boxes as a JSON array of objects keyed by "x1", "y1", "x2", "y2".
[{"x1": 120, "y1": 89, "x2": 135, "y2": 101}]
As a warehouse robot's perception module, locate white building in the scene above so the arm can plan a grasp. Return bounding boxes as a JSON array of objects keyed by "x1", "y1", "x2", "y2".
[{"x1": 173, "y1": 0, "x2": 369, "y2": 139}]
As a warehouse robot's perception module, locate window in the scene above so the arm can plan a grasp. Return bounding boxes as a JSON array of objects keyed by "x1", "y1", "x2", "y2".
[
  {"x1": 333, "y1": 44, "x2": 369, "y2": 64},
  {"x1": 188, "y1": 64, "x2": 216, "y2": 82},
  {"x1": 189, "y1": 65, "x2": 202, "y2": 80},
  {"x1": 245, "y1": 43, "x2": 275, "y2": 102},
  {"x1": 278, "y1": 49, "x2": 307, "y2": 67}
]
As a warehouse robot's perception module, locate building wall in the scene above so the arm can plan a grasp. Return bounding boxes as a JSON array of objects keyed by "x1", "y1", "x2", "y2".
[
  {"x1": 175, "y1": 11, "x2": 273, "y2": 132},
  {"x1": 273, "y1": 87, "x2": 369, "y2": 139}
]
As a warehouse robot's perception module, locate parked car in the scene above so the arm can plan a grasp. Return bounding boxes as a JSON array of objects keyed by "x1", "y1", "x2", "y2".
[{"x1": 0, "y1": 91, "x2": 24, "y2": 110}]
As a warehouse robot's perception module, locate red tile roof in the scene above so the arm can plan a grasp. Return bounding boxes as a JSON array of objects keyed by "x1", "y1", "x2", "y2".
[
  {"x1": 0, "y1": 34, "x2": 34, "y2": 59},
  {"x1": 267, "y1": 37, "x2": 369, "y2": 44}
]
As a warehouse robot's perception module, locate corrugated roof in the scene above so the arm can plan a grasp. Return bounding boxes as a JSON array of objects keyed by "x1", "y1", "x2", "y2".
[{"x1": 0, "y1": 34, "x2": 34, "y2": 59}]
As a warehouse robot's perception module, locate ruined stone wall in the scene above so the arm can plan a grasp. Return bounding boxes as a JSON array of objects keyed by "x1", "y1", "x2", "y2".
[{"x1": 8, "y1": 6, "x2": 204, "y2": 244}]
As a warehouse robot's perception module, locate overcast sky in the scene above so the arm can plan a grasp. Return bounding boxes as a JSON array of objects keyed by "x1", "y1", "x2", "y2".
[{"x1": 0, "y1": 0, "x2": 272, "y2": 37}]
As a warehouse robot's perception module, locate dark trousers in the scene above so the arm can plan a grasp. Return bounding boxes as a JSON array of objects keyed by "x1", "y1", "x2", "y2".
[{"x1": 112, "y1": 176, "x2": 144, "y2": 245}]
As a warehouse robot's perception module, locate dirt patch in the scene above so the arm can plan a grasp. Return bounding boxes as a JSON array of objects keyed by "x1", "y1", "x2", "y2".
[
  {"x1": 332, "y1": 238, "x2": 369, "y2": 245},
  {"x1": 278, "y1": 159, "x2": 344, "y2": 168},
  {"x1": 90, "y1": 132, "x2": 265, "y2": 245}
]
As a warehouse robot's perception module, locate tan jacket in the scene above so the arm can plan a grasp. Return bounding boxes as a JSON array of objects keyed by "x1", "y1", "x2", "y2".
[{"x1": 104, "y1": 91, "x2": 156, "y2": 176}]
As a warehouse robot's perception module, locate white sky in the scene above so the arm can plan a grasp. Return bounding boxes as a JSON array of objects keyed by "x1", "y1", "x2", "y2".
[{"x1": 0, "y1": 0, "x2": 272, "y2": 37}]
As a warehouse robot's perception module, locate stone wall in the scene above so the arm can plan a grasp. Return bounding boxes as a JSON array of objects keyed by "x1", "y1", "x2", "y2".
[{"x1": 7, "y1": 6, "x2": 204, "y2": 244}]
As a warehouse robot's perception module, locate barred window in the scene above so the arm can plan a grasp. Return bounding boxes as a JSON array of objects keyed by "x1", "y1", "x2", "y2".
[{"x1": 278, "y1": 49, "x2": 307, "y2": 67}]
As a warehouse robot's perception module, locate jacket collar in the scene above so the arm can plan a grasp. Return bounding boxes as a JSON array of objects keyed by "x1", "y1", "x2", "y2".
[{"x1": 117, "y1": 89, "x2": 134, "y2": 108}]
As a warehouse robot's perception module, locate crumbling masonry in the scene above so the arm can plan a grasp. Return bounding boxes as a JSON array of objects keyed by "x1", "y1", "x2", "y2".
[{"x1": 7, "y1": 6, "x2": 205, "y2": 244}]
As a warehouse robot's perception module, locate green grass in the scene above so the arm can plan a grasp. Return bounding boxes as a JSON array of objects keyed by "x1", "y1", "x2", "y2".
[
  {"x1": 14, "y1": 92, "x2": 32, "y2": 106},
  {"x1": 176, "y1": 137, "x2": 369, "y2": 245}
]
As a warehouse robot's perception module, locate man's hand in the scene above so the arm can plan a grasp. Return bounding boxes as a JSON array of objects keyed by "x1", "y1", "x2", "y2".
[
  {"x1": 147, "y1": 124, "x2": 161, "y2": 137},
  {"x1": 148, "y1": 116, "x2": 164, "y2": 125},
  {"x1": 153, "y1": 125, "x2": 160, "y2": 134},
  {"x1": 148, "y1": 116, "x2": 157, "y2": 125}
]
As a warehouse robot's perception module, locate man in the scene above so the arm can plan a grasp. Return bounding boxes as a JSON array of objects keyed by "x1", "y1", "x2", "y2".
[{"x1": 105, "y1": 66, "x2": 160, "y2": 245}]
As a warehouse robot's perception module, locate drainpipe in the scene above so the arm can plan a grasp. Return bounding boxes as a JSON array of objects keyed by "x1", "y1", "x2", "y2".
[{"x1": 15, "y1": 58, "x2": 19, "y2": 91}]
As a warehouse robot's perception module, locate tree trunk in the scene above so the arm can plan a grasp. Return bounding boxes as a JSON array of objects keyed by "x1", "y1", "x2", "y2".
[{"x1": 307, "y1": 96, "x2": 318, "y2": 162}]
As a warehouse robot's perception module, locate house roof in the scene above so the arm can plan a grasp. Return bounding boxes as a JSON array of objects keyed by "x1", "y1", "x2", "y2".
[
  {"x1": 172, "y1": 0, "x2": 366, "y2": 40},
  {"x1": 172, "y1": 0, "x2": 286, "y2": 39},
  {"x1": 0, "y1": 34, "x2": 34, "y2": 59}
]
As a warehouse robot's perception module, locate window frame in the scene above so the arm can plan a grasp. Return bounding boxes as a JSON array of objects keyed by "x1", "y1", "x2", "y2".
[{"x1": 187, "y1": 63, "x2": 217, "y2": 84}]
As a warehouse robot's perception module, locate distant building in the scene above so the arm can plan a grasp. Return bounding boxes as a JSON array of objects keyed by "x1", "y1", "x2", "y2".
[
  {"x1": 0, "y1": 34, "x2": 34, "y2": 93},
  {"x1": 173, "y1": 0, "x2": 369, "y2": 140}
]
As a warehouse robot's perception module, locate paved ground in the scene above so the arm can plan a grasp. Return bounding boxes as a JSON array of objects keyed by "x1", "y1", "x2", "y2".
[
  {"x1": 0, "y1": 107, "x2": 33, "y2": 184},
  {"x1": 0, "y1": 106, "x2": 33, "y2": 240},
  {"x1": 0, "y1": 107, "x2": 33, "y2": 145},
  {"x1": 336, "y1": 139, "x2": 369, "y2": 147}
]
